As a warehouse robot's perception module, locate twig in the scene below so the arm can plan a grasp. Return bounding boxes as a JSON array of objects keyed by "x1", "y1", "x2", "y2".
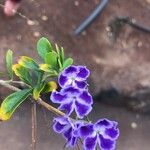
[
  {"x1": 37, "y1": 98, "x2": 65, "y2": 116},
  {"x1": 0, "y1": 80, "x2": 65, "y2": 117},
  {"x1": 77, "y1": 142, "x2": 81, "y2": 150},
  {"x1": 31, "y1": 101, "x2": 37, "y2": 150},
  {"x1": 0, "y1": 80, "x2": 20, "y2": 91}
]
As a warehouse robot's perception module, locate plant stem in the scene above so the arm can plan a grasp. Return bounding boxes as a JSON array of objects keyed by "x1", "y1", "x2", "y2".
[
  {"x1": 37, "y1": 98, "x2": 65, "y2": 116},
  {"x1": 0, "y1": 79, "x2": 65, "y2": 117},
  {"x1": 0, "y1": 80, "x2": 20, "y2": 91},
  {"x1": 31, "y1": 102, "x2": 37, "y2": 150}
]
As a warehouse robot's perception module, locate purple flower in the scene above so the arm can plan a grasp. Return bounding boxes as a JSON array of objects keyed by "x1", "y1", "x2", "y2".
[
  {"x1": 58, "y1": 65, "x2": 90, "y2": 89},
  {"x1": 50, "y1": 86, "x2": 93, "y2": 118},
  {"x1": 79, "y1": 118, "x2": 119, "y2": 150},
  {"x1": 53, "y1": 117, "x2": 83, "y2": 148}
]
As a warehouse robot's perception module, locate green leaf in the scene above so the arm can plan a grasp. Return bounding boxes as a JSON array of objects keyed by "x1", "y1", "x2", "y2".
[
  {"x1": 12, "y1": 64, "x2": 32, "y2": 85},
  {"x1": 42, "y1": 81, "x2": 57, "y2": 93},
  {"x1": 62, "y1": 58, "x2": 73, "y2": 70},
  {"x1": 44, "y1": 52, "x2": 58, "y2": 69},
  {"x1": 60, "y1": 47, "x2": 65, "y2": 64},
  {"x1": 18, "y1": 56, "x2": 38, "y2": 70},
  {"x1": 0, "y1": 89, "x2": 32, "y2": 121},
  {"x1": 6, "y1": 50, "x2": 13, "y2": 79},
  {"x1": 39, "y1": 64, "x2": 53, "y2": 73},
  {"x1": 37, "y1": 37, "x2": 52, "y2": 59},
  {"x1": 33, "y1": 83, "x2": 45, "y2": 100}
]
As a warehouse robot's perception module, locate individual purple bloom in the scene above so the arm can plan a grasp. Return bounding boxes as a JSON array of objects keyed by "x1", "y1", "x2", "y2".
[
  {"x1": 79, "y1": 118, "x2": 119, "y2": 150},
  {"x1": 50, "y1": 86, "x2": 93, "y2": 118},
  {"x1": 53, "y1": 117, "x2": 83, "y2": 148},
  {"x1": 58, "y1": 65, "x2": 90, "y2": 89}
]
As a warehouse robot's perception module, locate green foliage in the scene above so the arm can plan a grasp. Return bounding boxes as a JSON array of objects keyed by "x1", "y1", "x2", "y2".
[
  {"x1": 0, "y1": 89, "x2": 32, "y2": 121},
  {"x1": 62, "y1": 58, "x2": 73, "y2": 70},
  {"x1": 6, "y1": 50, "x2": 13, "y2": 79},
  {"x1": 37, "y1": 37, "x2": 52, "y2": 59},
  {"x1": 12, "y1": 64, "x2": 33, "y2": 86},
  {"x1": 44, "y1": 52, "x2": 58, "y2": 69},
  {"x1": 42, "y1": 81, "x2": 57, "y2": 93},
  {"x1": 1, "y1": 37, "x2": 74, "y2": 121},
  {"x1": 18, "y1": 56, "x2": 38, "y2": 70},
  {"x1": 33, "y1": 82, "x2": 45, "y2": 100}
]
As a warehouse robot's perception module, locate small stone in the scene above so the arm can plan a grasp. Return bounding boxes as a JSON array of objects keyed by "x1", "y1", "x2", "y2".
[
  {"x1": 106, "y1": 26, "x2": 111, "y2": 32},
  {"x1": 27, "y1": 20, "x2": 35, "y2": 26},
  {"x1": 137, "y1": 41, "x2": 143, "y2": 47},
  {"x1": 33, "y1": 31, "x2": 40, "y2": 37},
  {"x1": 74, "y1": 1, "x2": 79, "y2": 6},
  {"x1": 41, "y1": 15, "x2": 48, "y2": 21},
  {"x1": 131, "y1": 122, "x2": 137, "y2": 129}
]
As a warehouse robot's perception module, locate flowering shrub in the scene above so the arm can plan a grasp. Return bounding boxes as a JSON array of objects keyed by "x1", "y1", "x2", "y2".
[{"x1": 0, "y1": 37, "x2": 119, "y2": 150}]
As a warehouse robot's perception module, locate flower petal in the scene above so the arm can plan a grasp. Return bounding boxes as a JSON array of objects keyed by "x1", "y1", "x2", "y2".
[
  {"x1": 94, "y1": 118, "x2": 113, "y2": 129},
  {"x1": 78, "y1": 90, "x2": 93, "y2": 105},
  {"x1": 70, "y1": 136, "x2": 77, "y2": 147},
  {"x1": 75, "y1": 80, "x2": 87, "y2": 89},
  {"x1": 79, "y1": 124, "x2": 94, "y2": 137},
  {"x1": 75, "y1": 101, "x2": 92, "y2": 118},
  {"x1": 53, "y1": 121, "x2": 66, "y2": 133},
  {"x1": 50, "y1": 91, "x2": 67, "y2": 103},
  {"x1": 59, "y1": 101, "x2": 74, "y2": 116},
  {"x1": 62, "y1": 86, "x2": 80, "y2": 95},
  {"x1": 58, "y1": 74, "x2": 68, "y2": 87},
  {"x1": 105, "y1": 127, "x2": 119, "y2": 140},
  {"x1": 63, "y1": 127, "x2": 72, "y2": 143},
  {"x1": 76, "y1": 66, "x2": 90, "y2": 80},
  {"x1": 63, "y1": 65, "x2": 78, "y2": 76},
  {"x1": 84, "y1": 136, "x2": 97, "y2": 150},
  {"x1": 98, "y1": 135, "x2": 115, "y2": 150}
]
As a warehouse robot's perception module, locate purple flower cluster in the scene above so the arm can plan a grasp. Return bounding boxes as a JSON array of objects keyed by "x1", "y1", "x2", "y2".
[
  {"x1": 50, "y1": 65, "x2": 119, "y2": 150},
  {"x1": 51, "y1": 65, "x2": 92, "y2": 118}
]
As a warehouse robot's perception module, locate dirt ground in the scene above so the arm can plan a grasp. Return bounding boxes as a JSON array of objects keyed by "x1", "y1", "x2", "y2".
[
  {"x1": 0, "y1": 101, "x2": 150, "y2": 150},
  {"x1": 0, "y1": 0, "x2": 150, "y2": 150}
]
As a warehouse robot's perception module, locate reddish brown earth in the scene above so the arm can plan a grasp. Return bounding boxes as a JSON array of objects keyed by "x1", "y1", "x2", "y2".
[{"x1": 0, "y1": 0, "x2": 150, "y2": 150}]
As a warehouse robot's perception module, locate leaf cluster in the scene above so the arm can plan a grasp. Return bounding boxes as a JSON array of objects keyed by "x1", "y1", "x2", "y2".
[{"x1": 0, "y1": 37, "x2": 73, "y2": 121}]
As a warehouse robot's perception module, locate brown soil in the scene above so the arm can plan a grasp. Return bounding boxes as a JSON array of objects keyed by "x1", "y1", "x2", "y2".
[{"x1": 0, "y1": 0, "x2": 150, "y2": 150}]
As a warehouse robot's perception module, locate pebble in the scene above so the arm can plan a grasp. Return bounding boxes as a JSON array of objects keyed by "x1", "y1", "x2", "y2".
[
  {"x1": 137, "y1": 41, "x2": 143, "y2": 47},
  {"x1": 33, "y1": 31, "x2": 40, "y2": 37},
  {"x1": 131, "y1": 122, "x2": 137, "y2": 129},
  {"x1": 27, "y1": 20, "x2": 35, "y2": 26},
  {"x1": 81, "y1": 31, "x2": 87, "y2": 36},
  {"x1": 74, "y1": 1, "x2": 79, "y2": 6},
  {"x1": 41, "y1": 15, "x2": 48, "y2": 21}
]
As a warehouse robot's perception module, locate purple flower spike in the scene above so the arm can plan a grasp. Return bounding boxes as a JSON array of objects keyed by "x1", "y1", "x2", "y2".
[
  {"x1": 79, "y1": 118, "x2": 119, "y2": 150},
  {"x1": 58, "y1": 65, "x2": 90, "y2": 89},
  {"x1": 53, "y1": 117, "x2": 83, "y2": 148},
  {"x1": 51, "y1": 86, "x2": 93, "y2": 118}
]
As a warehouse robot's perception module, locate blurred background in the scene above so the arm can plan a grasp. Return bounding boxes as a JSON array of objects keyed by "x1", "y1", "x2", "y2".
[{"x1": 0, "y1": 0, "x2": 150, "y2": 149}]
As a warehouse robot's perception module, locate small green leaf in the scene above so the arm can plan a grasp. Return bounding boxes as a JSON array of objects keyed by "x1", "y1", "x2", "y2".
[
  {"x1": 62, "y1": 58, "x2": 73, "y2": 69},
  {"x1": 39, "y1": 64, "x2": 53, "y2": 73},
  {"x1": 60, "y1": 47, "x2": 65, "y2": 64},
  {"x1": 37, "y1": 37, "x2": 52, "y2": 59},
  {"x1": 6, "y1": 50, "x2": 13, "y2": 79},
  {"x1": 12, "y1": 64, "x2": 32, "y2": 85},
  {"x1": 44, "y1": 52, "x2": 58, "y2": 69},
  {"x1": 18, "y1": 56, "x2": 38, "y2": 70},
  {"x1": 42, "y1": 81, "x2": 57, "y2": 93},
  {"x1": 33, "y1": 83, "x2": 45, "y2": 100},
  {"x1": 0, "y1": 89, "x2": 32, "y2": 121}
]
